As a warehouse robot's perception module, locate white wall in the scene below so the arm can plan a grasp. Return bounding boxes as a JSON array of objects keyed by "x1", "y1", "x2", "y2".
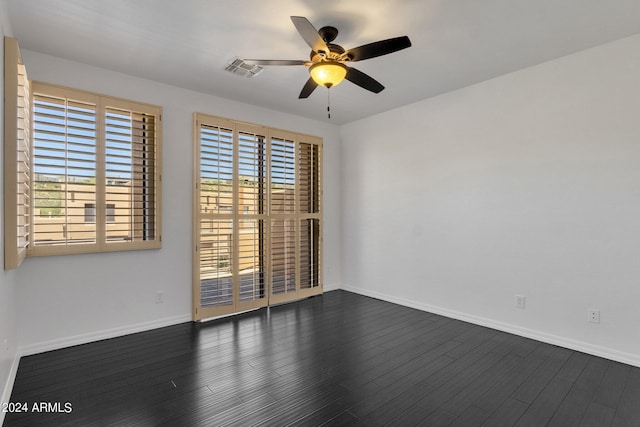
[
  {"x1": 15, "y1": 50, "x2": 342, "y2": 354},
  {"x1": 0, "y1": 0, "x2": 21, "y2": 420},
  {"x1": 341, "y1": 34, "x2": 640, "y2": 366}
]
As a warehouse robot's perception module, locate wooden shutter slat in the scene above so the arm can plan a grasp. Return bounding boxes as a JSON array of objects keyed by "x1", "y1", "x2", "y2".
[
  {"x1": 32, "y1": 94, "x2": 98, "y2": 247},
  {"x1": 104, "y1": 107, "x2": 158, "y2": 244}
]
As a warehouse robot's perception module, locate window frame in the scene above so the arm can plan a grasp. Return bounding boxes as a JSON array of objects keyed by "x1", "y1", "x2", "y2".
[{"x1": 27, "y1": 81, "x2": 163, "y2": 257}]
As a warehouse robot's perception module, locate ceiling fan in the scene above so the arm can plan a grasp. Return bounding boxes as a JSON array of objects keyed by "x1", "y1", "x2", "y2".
[{"x1": 244, "y1": 16, "x2": 412, "y2": 99}]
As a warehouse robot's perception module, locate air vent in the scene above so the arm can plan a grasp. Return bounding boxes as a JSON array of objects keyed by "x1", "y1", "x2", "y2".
[{"x1": 225, "y1": 58, "x2": 263, "y2": 77}]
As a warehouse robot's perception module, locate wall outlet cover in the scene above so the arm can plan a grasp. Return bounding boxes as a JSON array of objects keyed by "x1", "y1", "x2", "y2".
[{"x1": 588, "y1": 309, "x2": 600, "y2": 324}]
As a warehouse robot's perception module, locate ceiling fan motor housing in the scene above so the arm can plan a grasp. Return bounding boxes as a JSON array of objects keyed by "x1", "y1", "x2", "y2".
[
  {"x1": 311, "y1": 43, "x2": 347, "y2": 62},
  {"x1": 310, "y1": 26, "x2": 351, "y2": 61},
  {"x1": 319, "y1": 26, "x2": 339, "y2": 43}
]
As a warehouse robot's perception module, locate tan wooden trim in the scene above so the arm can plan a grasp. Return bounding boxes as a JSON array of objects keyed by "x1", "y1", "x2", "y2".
[
  {"x1": 27, "y1": 239, "x2": 162, "y2": 257},
  {"x1": 232, "y1": 120, "x2": 240, "y2": 307},
  {"x1": 195, "y1": 303, "x2": 238, "y2": 321},
  {"x1": 265, "y1": 130, "x2": 273, "y2": 306},
  {"x1": 4, "y1": 37, "x2": 19, "y2": 269},
  {"x1": 192, "y1": 113, "x2": 201, "y2": 321},
  {"x1": 298, "y1": 286, "x2": 322, "y2": 299},
  {"x1": 155, "y1": 110, "x2": 163, "y2": 249},
  {"x1": 95, "y1": 97, "x2": 107, "y2": 251},
  {"x1": 4, "y1": 37, "x2": 22, "y2": 269},
  {"x1": 31, "y1": 81, "x2": 159, "y2": 112}
]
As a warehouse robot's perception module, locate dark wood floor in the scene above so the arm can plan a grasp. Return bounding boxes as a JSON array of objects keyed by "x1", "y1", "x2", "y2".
[{"x1": 5, "y1": 290, "x2": 640, "y2": 426}]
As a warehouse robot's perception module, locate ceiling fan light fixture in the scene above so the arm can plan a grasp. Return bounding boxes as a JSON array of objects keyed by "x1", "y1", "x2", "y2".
[{"x1": 309, "y1": 61, "x2": 347, "y2": 88}]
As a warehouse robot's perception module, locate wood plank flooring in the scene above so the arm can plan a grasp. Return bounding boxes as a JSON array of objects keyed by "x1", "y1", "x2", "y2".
[{"x1": 5, "y1": 290, "x2": 640, "y2": 426}]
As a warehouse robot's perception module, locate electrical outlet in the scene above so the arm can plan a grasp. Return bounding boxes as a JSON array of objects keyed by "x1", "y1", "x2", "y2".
[
  {"x1": 3, "y1": 338, "x2": 8, "y2": 351},
  {"x1": 155, "y1": 291, "x2": 165, "y2": 304},
  {"x1": 588, "y1": 309, "x2": 600, "y2": 324},
  {"x1": 515, "y1": 295, "x2": 526, "y2": 309}
]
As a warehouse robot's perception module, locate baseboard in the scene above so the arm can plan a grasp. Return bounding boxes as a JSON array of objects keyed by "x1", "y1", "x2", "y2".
[
  {"x1": 17, "y1": 286, "x2": 342, "y2": 357},
  {"x1": 0, "y1": 352, "x2": 21, "y2": 426},
  {"x1": 19, "y1": 314, "x2": 192, "y2": 357},
  {"x1": 323, "y1": 282, "x2": 341, "y2": 292},
  {"x1": 342, "y1": 284, "x2": 640, "y2": 368}
]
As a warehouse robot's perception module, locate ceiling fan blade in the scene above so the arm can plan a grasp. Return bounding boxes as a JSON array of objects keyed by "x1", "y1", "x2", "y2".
[
  {"x1": 341, "y1": 36, "x2": 412, "y2": 62},
  {"x1": 290, "y1": 16, "x2": 330, "y2": 55},
  {"x1": 298, "y1": 77, "x2": 319, "y2": 98},
  {"x1": 244, "y1": 59, "x2": 308, "y2": 66},
  {"x1": 345, "y1": 67, "x2": 385, "y2": 93}
]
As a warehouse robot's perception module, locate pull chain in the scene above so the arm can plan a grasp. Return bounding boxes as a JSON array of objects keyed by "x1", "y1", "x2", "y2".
[{"x1": 327, "y1": 88, "x2": 331, "y2": 119}]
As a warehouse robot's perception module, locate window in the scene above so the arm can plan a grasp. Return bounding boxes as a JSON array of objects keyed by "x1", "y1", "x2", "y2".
[
  {"x1": 193, "y1": 114, "x2": 322, "y2": 320},
  {"x1": 4, "y1": 36, "x2": 162, "y2": 268},
  {"x1": 29, "y1": 83, "x2": 162, "y2": 255}
]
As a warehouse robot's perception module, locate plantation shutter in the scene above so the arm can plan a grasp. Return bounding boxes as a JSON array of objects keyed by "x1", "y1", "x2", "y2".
[
  {"x1": 193, "y1": 113, "x2": 321, "y2": 320},
  {"x1": 198, "y1": 123, "x2": 235, "y2": 309},
  {"x1": 32, "y1": 91, "x2": 98, "y2": 248},
  {"x1": 4, "y1": 37, "x2": 31, "y2": 269},
  {"x1": 105, "y1": 106, "x2": 158, "y2": 243},
  {"x1": 29, "y1": 82, "x2": 162, "y2": 256},
  {"x1": 298, "y1": 142, "x2": 321, "y2": 290},
  {"x1": 298, "y1": 142, "x2": 319, "y2": 214},
  {"x1": 237, "y1": 131, "x2": 267, "y2": 303},
  {"x1": 270, "y1": 136, "x2": 297, "y2": 298}
]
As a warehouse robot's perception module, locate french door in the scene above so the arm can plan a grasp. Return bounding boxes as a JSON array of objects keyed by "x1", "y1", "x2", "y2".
[{"x1": 193, "y1": 114, "x2": 322, "y2": 320}]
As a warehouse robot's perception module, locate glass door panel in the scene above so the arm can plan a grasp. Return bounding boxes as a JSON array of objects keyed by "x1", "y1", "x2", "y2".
[
  {"x1": 199, "y1": 219, "x2": 233, "y2": 308},
  {"x1": 194, "y1": 115, "x2": 322, "y2": 319}
]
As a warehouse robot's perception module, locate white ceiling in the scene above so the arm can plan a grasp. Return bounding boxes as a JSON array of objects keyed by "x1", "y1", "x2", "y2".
[{"x1": 6, "y1": 0, "x2": 640, "y2": 125}]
